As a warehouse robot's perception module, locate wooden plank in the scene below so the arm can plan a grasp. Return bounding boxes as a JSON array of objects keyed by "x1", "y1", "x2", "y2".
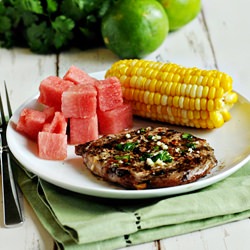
[
  {"x1": 153, "y1": 13, "x2": 216, "y2": 69},
  {"x1": 0, "y1": 48, "x2": 56, "y2": 111},
  {"x1": 160, "y1": 219, "x2": 250, "y2": 250},
  {"x1": 120, "y1": 242, "x2": 158, "y2": 250},
  {"x1": 202, "y1": 0, "x2": 250, "y2": 98},
  {"x1": 58, "y1": 48, "x2": 118, "y2": 76}
]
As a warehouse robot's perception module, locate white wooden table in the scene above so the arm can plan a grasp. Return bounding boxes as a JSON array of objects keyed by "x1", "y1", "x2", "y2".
[{"x1": 1, "y1": 0, "x2": 250, "y2": 249}]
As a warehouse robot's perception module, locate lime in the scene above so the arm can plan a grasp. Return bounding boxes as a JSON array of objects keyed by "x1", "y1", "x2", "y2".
[
  {"x1": 101, "y1": 0, "x2": 169, "y2": 59},
  {"x1": 157, "y1": 0, "x2": 201, "y2": 31}
]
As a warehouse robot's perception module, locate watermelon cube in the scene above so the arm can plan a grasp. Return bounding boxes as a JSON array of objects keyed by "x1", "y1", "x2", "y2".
[
  {"x1": 63, "y1": 65, "x2": 97, "y2": 85},
  {"x1": 38, "y1": 76, "x2": 74, "y2": 111},
  {"x1": 62, "y1": 84, "x2": 97, "y2": 118},
  {"x1": 95, "y1": 77, "x2": 123, "y2": 111},
  {"x1": 97, "y1": 102, "x2": 133, "y2": 135},
  {"x1": 69, "y1": 114, "x2": 98, "y2": 145},
  {"x1": 42, "y1": 106, "x2": 55, "y2": 123},
  {"x1": 38, "y1": 132, "x2": 67, "y2": 160},
  {"x1": 16, "y1": 108, "x2": 47, "y2": 141},
  {"x1": 42, "y1": 112, "x2": 67, "y2": 134}
]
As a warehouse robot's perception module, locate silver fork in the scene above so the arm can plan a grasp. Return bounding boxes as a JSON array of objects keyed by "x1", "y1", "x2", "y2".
[{"x1": 0, "y1": 82, "x2": 23, "y2": 227}]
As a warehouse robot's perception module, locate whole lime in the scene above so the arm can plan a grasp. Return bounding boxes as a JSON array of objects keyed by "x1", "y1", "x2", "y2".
[
  {"x1": 101, "y1": 0, "x2": 169, "y2": 59},
  {"x1": 157, "y1": 0, "x2": 201, "y2": 31}
]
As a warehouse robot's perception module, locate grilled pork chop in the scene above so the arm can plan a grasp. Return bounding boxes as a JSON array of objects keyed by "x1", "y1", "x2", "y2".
[{"x1": 75, "y1": 127, "x2": 217, "y2": 190}]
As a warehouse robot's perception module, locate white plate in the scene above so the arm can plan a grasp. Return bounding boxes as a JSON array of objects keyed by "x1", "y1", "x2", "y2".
[{"x1": 7, "y1": 71, "x2": 250, "y2": 199}]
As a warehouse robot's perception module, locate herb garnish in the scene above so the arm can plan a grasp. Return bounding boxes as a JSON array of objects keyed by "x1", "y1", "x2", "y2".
[
  {"x1": 182, "y1": 133, "x2": 193, "y2": 140},
  {"x1": 186, "y1": 142, "x2": 196, "y2": 149},
  {"x1": 115, "y1": 142, "x2": 137, "y2": 151},
  {"x1": 140, "y1": 150, "x2": 172, "y2": 163},
  {"x1": 114, "y1": 155, "x2": 130, "y2": 161},
  {"x1": 151, "y1": 150, "x2": 172, "y2": 163}
]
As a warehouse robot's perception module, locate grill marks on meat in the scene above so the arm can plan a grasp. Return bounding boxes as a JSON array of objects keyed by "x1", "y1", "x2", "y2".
[{"x1": 75, "y1": 127, "x2": 217, "y2": 190}]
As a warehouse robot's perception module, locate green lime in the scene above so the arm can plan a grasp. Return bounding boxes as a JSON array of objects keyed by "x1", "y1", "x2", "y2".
[
  {"x1": 101, "y1": 0, "x2": 169, "y2": 59},
  {"x1": 157, "y1": 0, "x2": 201, "y2": 31}
]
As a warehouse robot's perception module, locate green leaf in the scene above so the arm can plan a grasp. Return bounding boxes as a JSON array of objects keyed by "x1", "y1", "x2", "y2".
[
  {"x1": 52, "y1": 15, "x2": 75, "y2": 32},
  {"x1": 22, "y1": 12, "x2": 39, "y2": 26},
  {"x1": 46, "y1": 0, "x2": 58, "y2": 13},
  {"x1": 0, "y1": 31, "x2": 15, "y2": 48},
  {"x1": 96, "y1": 0, "x2": 113, "y2": 17},
  {"x1": 60, "y1": 0, "x2": 86, "y2": 21},
  {"x1": 0, "y1": 3, "x2": 5, "y2": 15},
  {"x1": 4, "y1": 6, "x2": 21, "y2": 28},
  {"x1": 26, "y1": 21, "x2": 54, "y2": 53},
  {"x1": 0, "y1": 16, "x2": 12, "y2": 33},
  {"x1": 86, "y1": 14, "x2": 97, "y2": 23},
  {"x1": 52, "y1": 15, "x2": 75, "y2": 49},
  {"x1": 15, "y1": 0, "x2": 43, "y2": 14}
]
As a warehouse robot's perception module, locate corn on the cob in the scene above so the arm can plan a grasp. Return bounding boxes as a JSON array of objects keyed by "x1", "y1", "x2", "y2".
[{"x1": 105, "y1": 59, "x2": 238, "y2": 129}]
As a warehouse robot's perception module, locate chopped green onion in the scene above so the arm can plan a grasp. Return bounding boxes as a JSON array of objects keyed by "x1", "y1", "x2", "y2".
[
  {"x1": 186, "y1": 142, "x2": 196, "y2": 149},
  {"x1": 114, "y1": 155, "x2": 130, "y2": 161},
  {"x1": 115, "y1": 142, "x2": 137, "y2": 151},
  {"x1": 182, "y1": 133, "x2": 193, "y2": 140},
  {"x1": 151, "y1": 150, "x2": 172, "y2": 163},
  {"x1": 139, "y1": 152, "x2": 152, "y2": 161}
]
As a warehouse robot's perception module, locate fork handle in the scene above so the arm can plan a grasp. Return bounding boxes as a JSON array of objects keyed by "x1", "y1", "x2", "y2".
[{"x1": 1, "y1": 149, "x2": 23, "y2": 227}]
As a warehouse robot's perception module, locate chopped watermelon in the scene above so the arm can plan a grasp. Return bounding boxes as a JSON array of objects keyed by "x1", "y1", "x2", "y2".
[
  {"x1": 16, "y1": 108, "x2": 47, "y2": 141},
  {"x1": 97, "y1": 102, "x2": 133, "y2": 135},
  {"x1": 69, "y1": 114, "x2": 98, "y2": 145},
  {"x1": 42, "y1": 112, "x2": 67, "y2": 134},
  {"x1": 38, "y1": 76, "x2": 74, "y2": 111},
  {"x1": 16, "y1": 65, "x2": 135, "y2": 161},
  {"x1": 38, "y1": 132, "x2": 67, "y2": 160},
  {"x1": 61, "y1": 84, "x2": 97, "y2": 118},
  {"x1": 95, "y1": 77, "x2": 123, "y2": 111},
  {"x1": 63, "y1": 65, "x2": 97, "y2": 85}
]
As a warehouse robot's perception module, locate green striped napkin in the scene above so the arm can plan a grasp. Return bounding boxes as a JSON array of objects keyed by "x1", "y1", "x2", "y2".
[{"x1": 13, "y1": 159, "x2": 250, "y2": 250}]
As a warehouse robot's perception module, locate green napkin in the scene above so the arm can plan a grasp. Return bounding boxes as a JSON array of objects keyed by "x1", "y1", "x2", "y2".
[{"x1": 13, "y1": 159, "x2": 250, "y2": 250}]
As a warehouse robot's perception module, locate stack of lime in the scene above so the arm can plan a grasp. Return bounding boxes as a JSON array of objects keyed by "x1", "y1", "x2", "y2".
[
  {"x1": 101, "y1": 0, "x2": 201, "y2": 59},
  {"x1": 157, "y1": 0, "x2": 201, "y2": 31}
]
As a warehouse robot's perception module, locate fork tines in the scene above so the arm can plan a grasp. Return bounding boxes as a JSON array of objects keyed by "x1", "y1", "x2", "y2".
[{"x1": 0, "y1": 82, "x2": 12, "y2": 128}]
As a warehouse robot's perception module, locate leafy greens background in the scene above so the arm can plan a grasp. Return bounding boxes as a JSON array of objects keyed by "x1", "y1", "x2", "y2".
[{"x1": 0, "y1": 0, "x2": 114, "y2": 53}]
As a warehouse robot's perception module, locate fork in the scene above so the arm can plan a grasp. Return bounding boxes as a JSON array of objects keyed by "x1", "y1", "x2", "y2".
[{"x1": 0, "y1": 82, "x2": 23, "y2": 227}]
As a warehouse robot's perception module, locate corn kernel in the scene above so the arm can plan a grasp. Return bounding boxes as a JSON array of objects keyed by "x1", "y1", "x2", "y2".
[
  {"x1": 208, "y1": 86, "x2": 216, "y2": 99},
  {"x1": 148, "y1": 92, "x2": 155, "y2": 105},
  {"x1": 170, "y1": 82, "x2": 178, "y2": 96},
  {"x1": 210, "y1": 111, "x2": 224, "y2": 127},
  {"x1": 190, "y1": 85, "x2": 197, "y2": 98},
  {"x1": 167, "y1": 96, "x2": 173, "y2": 106},
  {"x1": 161, "y1": 95, "x2": 168, "y2": 106},
  {"x1": 201, "y1": 98, "x2": 207, "y2": 110},
  {"x1": 149, "y1": 79, "x2": 157, "y2": 92},
  {"x1": 179, "y1": 96, "x2": 184, "y2": 109},
  {"x1": 173, "y1": 96, "x2": 179, "y2": 108},
  {"x1": 195, "y1": 98, "x2": 201, "y2": 110},
  {"x1": 207, "y1": 99, "x2": 214, "y2": 112},
  {"x1": 154, "y1": 93, "x2": 161, "y2": 105},
  {"x1": 190, "y1": 98, "x2": 195, "y2": 110}
]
